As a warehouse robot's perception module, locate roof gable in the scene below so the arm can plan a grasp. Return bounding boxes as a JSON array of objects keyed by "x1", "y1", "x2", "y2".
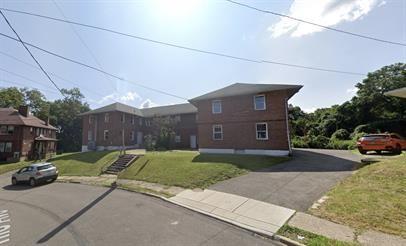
[{"x1": 0, "y1": 108, "x2": 57, "y2": 130}]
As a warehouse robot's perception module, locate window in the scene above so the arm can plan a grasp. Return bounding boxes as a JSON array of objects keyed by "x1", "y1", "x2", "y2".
[
  {"x1": 104, "y1": 113, "x2": 109, "y2": 123},
  {"x1": 256, "y1": 123, "x2": 268, "y2": 140},
  {"x1": 145, "y1": 120, "x2": 151, "y2": 127},
  {"x1": 131, "y1": 131, "x2": 135, "y2": 141},
  {"x1": 121, "y1": 113, "x2": 125, "y2": 123},
  {"x1": 175, "y1": 135, "x2": 181, "y2": 143},
  {"x1": 103, "y1": 130, "x2": 109, "y2": 140},
  {"x1": 87, "y1": 130, "x2": 93, "y2": 141},
  {"x1": 89, "y1": 115, "x2": 94, "y2": 124},
  {"x1": 30, "y1": 127, "x2": 33, "y2": 133},
  {"x1": 36, "y1": 128, "x2": 40, "y2": 136},
  {"x1": 213, "y1": 125, "x2": 223, "y2": 140},
  {"x1": 0, "y1": 142, "x2": 4, "y2": 152},
  {"x1": 131, "y1": 116, "x2": 135, "y2": 125},
  {"x1": 5, "y1": 142, "x2": 12, "y2": 152},
  {"x1": 254, "y1": 95, "x2": 266, "y2": 110},
  {"x1": 0, "y1": 126, "x2": 14, "y2": 135},
  {"x1": 139, "y1": 118, "x2": 143, "y2": 126},
  {"x1": 212, "y1": 100, "x2": 222, "y2": 114}
]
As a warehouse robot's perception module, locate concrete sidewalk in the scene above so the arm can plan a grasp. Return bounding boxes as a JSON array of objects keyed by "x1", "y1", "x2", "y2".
[{"x1": 169, "y1": 189, "x2": 295, "y2": 237}]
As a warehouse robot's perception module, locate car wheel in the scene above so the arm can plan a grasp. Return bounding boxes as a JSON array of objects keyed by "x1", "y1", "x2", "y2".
[
  {"x1": 11, "y1": 177, "x2": 17, "y2": 185},
  {"x1": 29, "y1": 178, "x2": 36, "y2": 187},
  {"x1": 358, "y1": 148, "x2": 367, "y2": 155},
  {"x1": 376, "y1": 150, "x2": 382, "y2": 154},
  {"x1": 394, "y1": 144, "x2": 402, "y2": 155}
]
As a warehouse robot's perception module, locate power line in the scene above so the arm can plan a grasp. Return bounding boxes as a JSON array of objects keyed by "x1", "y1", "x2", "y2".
[
  {"x1": 0, "y1": 7, "x2": 366, "y2": 76},
  {"x1": 0, "y1": 50, "x2": 114, "y2": 100},
  {"x1": 0, "y1": 10, "x2": 65, "y2": 96},
  {"x1": 224, "y1": 0, "x2": 406, "y2": 47},
  {"x1": 0, "y1": 79, "x2": 61, "y2": 95},
  {"x1": 51, "y1": 0, "x2": 117, "y2": 92},
  {"x1": 0, "y1": 66, "x2": 59, "y2": 90},
  {"x1": 0, "y1": 32, "x2": 189, "y2": 100}
]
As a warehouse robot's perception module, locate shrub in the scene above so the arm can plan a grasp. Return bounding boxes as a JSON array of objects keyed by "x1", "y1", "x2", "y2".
[
  {"x1": 327, "y1": 139, "x2": 356, "y2": 150},
  {"x1": 292, "y1": 136, "x2": 309, "y2": 148},
  {"x1": 331, "y1": 129, "x2": 350, "y2": 140},
  {"x1": 308, "y1": 135, "x2": 330, "y2": 149}
]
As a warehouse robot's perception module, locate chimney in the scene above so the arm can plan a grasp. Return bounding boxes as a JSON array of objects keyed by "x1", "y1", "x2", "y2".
[
  {"x1": 46, "y1": 117, "x2": 50, "y2": 126},
  {"x1": 18, "y1": 106, "x2": 29, "y2": 117}
]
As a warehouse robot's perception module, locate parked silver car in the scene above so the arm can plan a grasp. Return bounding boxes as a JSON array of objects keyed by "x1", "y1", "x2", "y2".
[{"x1": 12, "y1": 163, "x2": 58, "y2": 186}]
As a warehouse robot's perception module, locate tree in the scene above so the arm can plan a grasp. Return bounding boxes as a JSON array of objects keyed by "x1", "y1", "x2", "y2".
[
  {"x1": 0, "y1": 87, "x2": 24, "y2": 108},
  {"x1": 49, "y1": 88, "x2": 90, "y2": 152},
  {"x1": 22, "y1": 88, "x2": 50, "y2": 120}
]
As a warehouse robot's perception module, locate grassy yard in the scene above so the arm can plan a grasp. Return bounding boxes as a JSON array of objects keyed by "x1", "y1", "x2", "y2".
[
  {"x1": 0, "y1": 151, "x2": 118, "y2": 176},
  {"x1": 278, "y1": 225, "x2": 358, "y2": 246},
  {"x1": 118, "y1": 151, "x2": 288, "y2": 189},
  {"x1": 311, "y1": 154, "x2": 406, "y2": 238}
]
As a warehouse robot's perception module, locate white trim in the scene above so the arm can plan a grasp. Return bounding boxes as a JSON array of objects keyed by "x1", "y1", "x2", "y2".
[
  {"x1": 254, "y1": 94, "x2": 266, "y2": 110},
  {"x1": 212, "y1": 100, "x2": 222, "y2": 114},
  {"x1": 255, "y1": 122, "x2": 268, "y2": 140},
  {"x1": 199, "y1": 148, "x2": 234, "y2": 154},
  {"x1": 285, "y1": 98, "x2": 292, "y2": 154},
  {"x1": 212, "y1": 124, "x2": 223, "y2": 140},
  {"x1": 244, "y1": 149, "x2": 289, "y2": 156},
  {"x1": 199, "y1": 148, "x2": 289, "y2": 156}
]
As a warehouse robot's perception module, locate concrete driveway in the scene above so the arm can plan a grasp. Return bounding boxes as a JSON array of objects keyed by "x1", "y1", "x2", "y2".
[
  {"x1": 0, "y1": 173, "x2": 280, "y2": 246},
  {"x1": 210, "y1": 149, "x2": 361, "y2": 212}
]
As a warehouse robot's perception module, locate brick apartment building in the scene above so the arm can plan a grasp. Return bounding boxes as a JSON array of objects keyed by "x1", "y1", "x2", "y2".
[
  {"x1": 81, "y1": 83, "x2": 301, "y2": 156},
  {"x1": 0, "y1": 106, "x2": 58, "y2": 162}
]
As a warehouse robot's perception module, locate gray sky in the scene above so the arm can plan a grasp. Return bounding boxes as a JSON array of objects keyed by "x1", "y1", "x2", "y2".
[{"x1": 0, "y1": 0, "x2": 405, "y2": 112}]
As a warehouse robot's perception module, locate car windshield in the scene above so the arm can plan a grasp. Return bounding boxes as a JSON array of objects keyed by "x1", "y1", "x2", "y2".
[
  {"x1": 37, "y1": 164, "x2": 54, "y2": 170},
  {"x1": 362, "y1": 135, "x2": 388, "y2": 140}
]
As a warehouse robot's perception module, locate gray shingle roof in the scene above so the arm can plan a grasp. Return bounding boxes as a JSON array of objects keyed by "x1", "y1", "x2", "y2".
[
  {"x1": 189, "y1": 83, "x2": 303, "y2": 102},
  {"x1": 79, "y1": 102, "x2": 196, "y2": 117}
]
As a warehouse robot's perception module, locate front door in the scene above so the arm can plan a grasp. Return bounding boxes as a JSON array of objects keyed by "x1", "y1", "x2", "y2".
[
  {"x1": 190, "y1": 135, "x2": 197, "y2": 149},
  {"x1": 137, "y1": 132, "x2": 143, "y2": 145}
]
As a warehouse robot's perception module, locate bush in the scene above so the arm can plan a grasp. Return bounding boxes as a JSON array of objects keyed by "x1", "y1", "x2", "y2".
[
  {"x1": 292, "y1": 136, "x2": 309, "y2": 148},
  {"x1": 308, "y1": 135, "x2": 330, "y2": 149},
  {"x1": 327, "y1": 139, "x2": 356, "y2": 150},
  {"x1": 331, "y1": 129, "x2": 350, "y2": 140}
]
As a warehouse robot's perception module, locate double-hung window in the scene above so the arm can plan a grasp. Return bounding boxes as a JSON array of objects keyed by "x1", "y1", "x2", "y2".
[
  {"x1": 121, "y1": 113, "x2": 125, "y2": 123},
  {"x1": 254, "y1": 95, "x2": 266, "y2": 110},
  {"x1": 175, "y1": 135, "x2": 181, "y2": 143},
  {"x1": 212, "y1": 100, "x2": 222, "y2": 114},
  {"x1": 256, "y1": 123, "x2": 268, "y2": 140},
  {"x1": 213, "y1": 125, "x2": 223, "y2": 140},
  {"x1": 104, "y1": 113, "x2": 109, "y2": 123},
  {"x1": 87, "y1": 130, "x2": 93, "y2": 141},
  {"x1": 103, "y1": 130, "x2": 109, "y2": 140},
  {"x1": 131, "y1": 131, "x2": 135, "y2": 141}
]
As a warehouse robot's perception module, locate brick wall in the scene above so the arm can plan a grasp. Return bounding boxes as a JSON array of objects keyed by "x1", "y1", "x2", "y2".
[{"x1": 195, "y1": 90, "x2": 290, "y2": 150}]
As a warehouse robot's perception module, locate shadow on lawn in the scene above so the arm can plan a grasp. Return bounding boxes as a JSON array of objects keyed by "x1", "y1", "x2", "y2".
[
  {"x1": 48, "y1": 151, "x2": 115, "y2": 164},
  {"x1": 192, "y1": 154, "x2": 287, "y2": 171},
  {"x1": 193, "y1": 149, "x2": 361, "y2": 173}
]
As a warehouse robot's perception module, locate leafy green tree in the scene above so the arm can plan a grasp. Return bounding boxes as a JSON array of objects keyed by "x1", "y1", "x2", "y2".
[
  {"x1": 49, "y1": 88, "x2": 90, "y2": 152},
  {"x1": 22, "y1": 88, "x2": 50, "y2": 120},
  {"x1": 0, "y1": 87, "x2": 24, "y2": 108}
]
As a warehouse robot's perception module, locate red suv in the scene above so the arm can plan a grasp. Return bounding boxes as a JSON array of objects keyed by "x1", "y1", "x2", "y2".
[{"x1": 357, "y1": 133, "x2": 406, "y2": 154}]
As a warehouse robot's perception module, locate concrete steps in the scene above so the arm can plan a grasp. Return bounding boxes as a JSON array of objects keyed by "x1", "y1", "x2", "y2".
[{"x1": 105, "y1": 154, "x2": 139, "y2": 174}]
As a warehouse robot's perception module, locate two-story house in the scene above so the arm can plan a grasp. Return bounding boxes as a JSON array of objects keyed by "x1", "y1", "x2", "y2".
[
  {"x1": 80, "y1": 83, "x2": 302, "y2": 156},
  {"x1": 80, "y1": 103, "x2": 198, "y2": 151},
  {"x1": 0, "y1": 106, "x2": 58, "y2": 162},
  {"x1": 189, "y1": 83, "x2": 302, "y2": 156}
]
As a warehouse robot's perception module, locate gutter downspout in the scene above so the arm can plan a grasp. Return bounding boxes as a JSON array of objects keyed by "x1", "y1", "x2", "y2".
[{"x1": 284, "y1": 98, "x2": 292, "y2": 155}]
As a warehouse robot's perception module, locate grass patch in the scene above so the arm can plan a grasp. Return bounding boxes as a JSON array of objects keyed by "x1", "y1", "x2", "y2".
[
  {"x1": 49, "y1": 151, "x2": 119, "y2": 176},
  {"x1": 311, "y1": 154, "x2": 406, "y2": 238},
  {"x1": 0, "y1": 160, "x2": 36, "y2": 175},
  {"x1": 278, "y1": 225, "x2": 358, "y2": 246},
  {"x1": 118, "y1": 151, "x2": 288, "y2": 189}
]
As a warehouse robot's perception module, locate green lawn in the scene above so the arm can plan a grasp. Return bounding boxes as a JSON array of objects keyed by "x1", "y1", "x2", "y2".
[
  {"x1": 311, "y1": 154, "x2": 406, "y2": 238},
  {"x1": 118, "y1": 151, "x2": 288, "y2": 189},
  {"x1": 49, "y1": 151, "x2": 119, "y2": 176},
  {"x1": 0, "y1": 151, "x2": 118, "y2": 176},
  {"x1": 278, "y1": 225, "x2": 358, "y2": 246}
]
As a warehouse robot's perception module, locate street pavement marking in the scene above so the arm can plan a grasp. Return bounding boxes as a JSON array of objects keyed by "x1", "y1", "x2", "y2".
[{"x1": 0, "y1": 210, "x2": 10, "y2": 245}]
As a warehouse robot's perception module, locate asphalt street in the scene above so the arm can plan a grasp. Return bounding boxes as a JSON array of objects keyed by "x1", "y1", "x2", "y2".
[{"x1": 0, "y1": 173, "x2": 280, "y2": 246}]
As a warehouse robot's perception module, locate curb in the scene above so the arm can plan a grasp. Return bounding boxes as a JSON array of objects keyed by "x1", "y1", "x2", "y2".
[{"x1": 274, "y1": 235, "x2": 306, "y2": 246}]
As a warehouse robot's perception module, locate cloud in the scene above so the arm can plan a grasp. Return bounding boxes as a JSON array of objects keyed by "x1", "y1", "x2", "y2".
[
  {"x1": 140, "y1": 99, "x2": 159, "y2": 108},
  {"x1": 303, "y1": 107, "x2": 317, "y2": 113},
  {"x1": 346, "y1": 87, "x2": 358, "y2": 95},
  {"x1": 98, "y1": 91, "x2": 141, "y2": 104},
  {"x1": 268, "y1": 0, "x2": 385, "y2": 38}
]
